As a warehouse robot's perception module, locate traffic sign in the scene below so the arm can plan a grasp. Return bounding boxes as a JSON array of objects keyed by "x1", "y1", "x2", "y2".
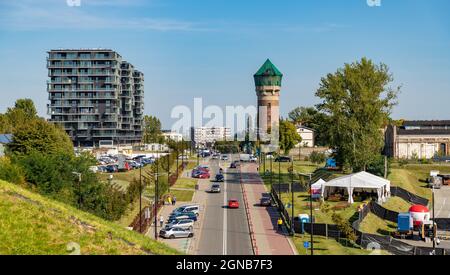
[{"x1": 303, "y1": 241, "x2": 310, "y2": 248}]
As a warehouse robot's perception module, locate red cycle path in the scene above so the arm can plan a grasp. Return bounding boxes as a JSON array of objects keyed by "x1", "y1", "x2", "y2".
[{"x1": 240, "y1": 163, "x2": 296, "y2": 255}]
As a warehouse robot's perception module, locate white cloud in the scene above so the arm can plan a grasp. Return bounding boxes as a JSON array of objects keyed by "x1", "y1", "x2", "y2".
[{"x1": 0, "y1": 0, "x2": 201, "y2": 32}]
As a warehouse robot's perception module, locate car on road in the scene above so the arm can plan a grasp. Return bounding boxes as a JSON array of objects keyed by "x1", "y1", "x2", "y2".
[
  {"x1": 209, "y1": 183, "x2": 221, "y2": 193},
  {"x1": 221, "y1": 155, "x2": 229, "y2": 161},
  {"x1": 250, "y1": 155, "x2": 258, "y2": 162},
  {"x1": 228, "y1": 199, "x2": 240, "y2": 209},
  {"x1": 259, "y1": 197, "x2": 272, "y2": 207},
  {"x1": 165, "y1": 219, "x2": 195, "y2": 230},
  {"x1": 275, "y1": 156, "x2": 292, "y2": 162},
  {"x1": 168, "y1": 212, "x2": 198, "y2": 222},
  {"x1": 197, "y1": 172, "x2": 210, "y2": 179},
  {"x1": 172, "y1": 205, "x2": 200, "y2": 216},
  {"x1": 159, "y1": 227, "x2": 194, "y2": 239},
  {"x1": 214, "y1": 174, "x2": 225, "y2": 182}
]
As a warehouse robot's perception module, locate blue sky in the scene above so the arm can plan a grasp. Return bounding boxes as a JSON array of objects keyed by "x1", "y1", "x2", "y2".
[{"x1": 0, "y1": 0, "x2": 449, "y2": 128}]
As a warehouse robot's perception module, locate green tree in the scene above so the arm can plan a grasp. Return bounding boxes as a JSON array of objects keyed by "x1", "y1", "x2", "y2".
[
  {"x1": 12, "y1": 98, "x2": 37, "y2": 119},
  {"x1": 143, "y1": 115, "x2": 164, "y2": 144},
  {"x1": 279, "y1": 119, "x2": 302, "y2": 154},
  {"x1": 288, "y1": 106, "x2": 330, "y2": 146},
  {"x1": 8, "y1": 118, "x2": 74, "y2": 156},
  {"x1": 316, "y1": 58, "x2": 400, "y2": 171}
]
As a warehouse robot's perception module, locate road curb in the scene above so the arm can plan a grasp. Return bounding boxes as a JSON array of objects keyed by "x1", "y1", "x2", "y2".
[{"x1": 239, "y1": 165, "x2": 259, "y2": 255}]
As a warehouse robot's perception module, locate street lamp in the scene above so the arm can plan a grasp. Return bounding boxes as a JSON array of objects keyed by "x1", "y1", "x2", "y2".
[
  {"x1": 298, "y1": 172, "x2": 314, "y2": 256},
  {"x1": 72, "y1": 172, "x2": 82, "y2": 209},
  {"x1": 432, "y1": 185, "x2": 436, "y2": 252}
]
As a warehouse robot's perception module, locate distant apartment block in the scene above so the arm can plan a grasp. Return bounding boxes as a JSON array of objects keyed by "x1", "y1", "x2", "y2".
[
  {"x1": 385, "y1": 120, "x2": 450, "y2": 159},
  {"x1": 47, "y1": 49, "x2": 144, "y2": 147},
  {"x1": 162, "y1": 130, "x2": 184, "y2": 142},
  {"x1": 190, "y1": 127, "x2": 232, "y2": 145}
]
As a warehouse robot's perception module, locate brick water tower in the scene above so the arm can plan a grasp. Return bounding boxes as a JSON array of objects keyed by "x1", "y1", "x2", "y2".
[{"x1": 254, "y1": 59, "x2": 283, "y2": 140}]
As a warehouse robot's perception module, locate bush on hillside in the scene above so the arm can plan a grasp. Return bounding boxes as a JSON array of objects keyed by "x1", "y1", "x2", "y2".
[{"x1": 0, "y1": 157, "x2": 25, "y2": 185}]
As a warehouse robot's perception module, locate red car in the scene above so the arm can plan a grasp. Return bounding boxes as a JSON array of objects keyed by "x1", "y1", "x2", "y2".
[
  {"x1": 228, "y1": 199, "x2": 240, "y2": 209},
  {"x1": 197, "y1": 172, "x2": 210, "y2": 179}
]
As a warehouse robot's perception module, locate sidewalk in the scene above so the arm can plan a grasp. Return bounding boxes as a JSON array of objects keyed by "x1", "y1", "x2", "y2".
[{"x1": 240, "y1": 163, "x2": 297, "y2": 255}]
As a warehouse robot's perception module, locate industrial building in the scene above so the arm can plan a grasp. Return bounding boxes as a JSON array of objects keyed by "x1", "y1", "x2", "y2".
[
  {"x1": 385, "y1": 120, "x2": 450, "y2": 159},
  {"x1": 47, "y1": 49, "x2": 144, "y2": 147}
]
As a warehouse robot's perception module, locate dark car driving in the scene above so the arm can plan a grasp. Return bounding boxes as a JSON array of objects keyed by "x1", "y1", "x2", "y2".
[
  {"x1": 275, "y1": 156, "x2": 292, "y2": 162},
  {"x1": 215, "y1": 174, "x2": 224, "y2": 182}
]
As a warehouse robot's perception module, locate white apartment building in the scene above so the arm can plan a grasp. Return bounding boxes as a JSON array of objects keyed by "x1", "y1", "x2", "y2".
[
  {"x1": 162, "y1": 130, "x2": 183, "y2": 142},
  {"x1": 190, "y1": 127, "x2": 232, "y2": 145}
]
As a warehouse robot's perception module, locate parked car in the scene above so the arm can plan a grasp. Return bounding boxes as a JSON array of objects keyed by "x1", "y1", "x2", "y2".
[
  {"x1": 159, "y1": 227, "x2": 194, "y2": 239},
  {"x1": 168, "y1": 212, "x2": 198, "y2": 222},
  {"x1": 197, "y1": 172, "x2": 210, "y2": 179},
  {"x1": 165, "y1": 219, "x2": 194, "y2": 230},
  {"x1": 105, "y1": 165, "x2": 118, "y2": 173},
  {"x1": 275, "y1": 156, "x2": 292, "y2": 162},
  {"x1": 172, "y1": 205, "x2": 200, "y2": 216},
  {"x1": 221, "y1": 155, "x2": 229, "y2": 161},
  {"x1": 260, "y1": 197, "x2": 272, "y2": 207},
  {"x1": 214, "y1": 174, "x2": 225, "y2": 182},
  {"x1": 209, "y1": 183, "x2": 221, "y2": 193},
  {"x1": 178, "y1": 155, "x2": 189, "y2": 160},
  {"x1": 228, "y1": 199, "x2": 240, "y2": 209},
  {"x1": 250, "y1": 155, "x2": 258, "y2": 162}
]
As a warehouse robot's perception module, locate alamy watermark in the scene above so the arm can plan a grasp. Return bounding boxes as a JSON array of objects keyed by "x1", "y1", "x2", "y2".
[
  {"x1": 66, "y1": 0, "x2": 81, "y2": 7},
  {"x1": 367, "y1": 0, "x2": 382, "y2": 7}
]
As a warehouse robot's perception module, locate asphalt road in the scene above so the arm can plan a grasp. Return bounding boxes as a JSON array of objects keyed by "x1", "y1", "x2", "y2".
[
  {"x1": 435, "y1": 186, "x2": 450, "y2": 218},
  {"x1": 196, "y1": 155, "x2": 253, "y2": 255}
]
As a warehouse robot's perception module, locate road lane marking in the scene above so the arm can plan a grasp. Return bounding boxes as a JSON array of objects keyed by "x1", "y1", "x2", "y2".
[{"x1": 223, "y1": 164, "x2": 228, "y2": 255}]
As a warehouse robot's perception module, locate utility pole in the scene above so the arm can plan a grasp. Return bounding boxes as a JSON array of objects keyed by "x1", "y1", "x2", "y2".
[
  {"x1": 72, "y1": 172, "x2": 82, "y2": 209},
  {"x1": 139, "y1": 165, "x2": 142, "y2": 233},
  {"x1": 291, "y1": 159, "x2": 294, "y2": 235},
  {"x1": 309, "y1": 173, "x2": 313, "y2": 255},
  {"x1": 432, "y1": 185, "x2": 436, "y2": 252}
]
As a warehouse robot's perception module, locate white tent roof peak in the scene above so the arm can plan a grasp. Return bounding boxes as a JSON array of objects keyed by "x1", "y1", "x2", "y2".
[
  {"x1": 323, "y1": 171, "x2": 390, "y2": 189},
  {"x1": 312, "y1": 179, "x2": 326, "y2": 189}
]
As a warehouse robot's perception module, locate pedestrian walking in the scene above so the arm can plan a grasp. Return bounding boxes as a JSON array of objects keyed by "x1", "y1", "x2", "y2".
[
  {"x1": 173, "y1": 196, "x2": 177, "y2": 205},
  {"x1": 168, "y1": 196, "x2": 172, "y2": 205},
  {"x1": 277, "y1": 217, "x2": 283, "y2": 231},
  {"x1": 159, "y1": 215, "x2": 164, "y2": 227}
]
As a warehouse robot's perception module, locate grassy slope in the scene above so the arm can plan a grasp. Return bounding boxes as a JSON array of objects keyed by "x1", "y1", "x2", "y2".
[
  {"x1": 388, "y1": 164, "x2": 450, "y2": 201},
  {"x1": 0, "y1": 180, "x2": 179, "y2": 255}
]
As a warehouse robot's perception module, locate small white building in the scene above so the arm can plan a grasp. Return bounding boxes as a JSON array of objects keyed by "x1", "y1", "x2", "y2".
[
  {"x1": 0, "y1": 134, "x2": 12, "y2": 157},
  {"x1": 162, "y1": 130, "x2": 183, "y2": 142},
  {"x1": 296, "y1": 125, "x2": 315, "y2": 148}
]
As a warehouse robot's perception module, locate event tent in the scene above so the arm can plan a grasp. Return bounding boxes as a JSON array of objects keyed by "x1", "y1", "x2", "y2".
[
  {"x1": 311, "y1": 179, "x2": 326, "y2": 199},
  {"x1": 321, "y1": 172, "x2": 391, "y2": 204}
]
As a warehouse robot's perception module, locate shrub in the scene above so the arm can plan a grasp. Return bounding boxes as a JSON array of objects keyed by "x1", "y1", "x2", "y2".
[
  {"x1": 310, "y1": 151, "x2": 326, "y2": 164},
  {"x1": 0, "y1": 157, "x2": 25, "y2": 185}
]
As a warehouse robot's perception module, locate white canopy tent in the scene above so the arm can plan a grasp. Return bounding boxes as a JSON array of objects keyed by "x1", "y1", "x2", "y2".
[
  {"x1": 312, "y1": 179, "x2": 326, "y2": 189},
  {"x1": 321, "y1": 172, "x2": 391, "y2": 204},
  {"x1": 311, "y1": 179, "x2": 326, "y2": 199}
]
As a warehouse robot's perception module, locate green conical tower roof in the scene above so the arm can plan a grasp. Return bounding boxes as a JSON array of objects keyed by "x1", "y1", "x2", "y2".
[{"x1": 254, "y1": 59, "x2": 283, "y2": 77}]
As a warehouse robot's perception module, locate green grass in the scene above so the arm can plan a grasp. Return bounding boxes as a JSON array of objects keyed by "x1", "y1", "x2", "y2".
[
  {"x1": 388, "y1": 164, "x2": 450, "y2": 201},
  {"x1": 116, "y1": 199, "x2": 150, "y2": 228},
  {"x1": 170, "y1": 189, "x2": 194, "y2": 202},
  {"x1": 0, "y1": 180, "x2": 179, "y2": 255},
  {"x1": 382, "y1": 196, "x2": 412, "y2": 213},
  {"x1": 293, "y1": 234, "x2": 376, "y2": 255},
  {"x1": 173, "y1": 178, "x2": 197, "y2": 190},
  {"x1": 359, "y1": 212, "x2": 397, "y2": 236},
  {"x1": 280, "y1": 192, "x2": 363, "y2": 224}
]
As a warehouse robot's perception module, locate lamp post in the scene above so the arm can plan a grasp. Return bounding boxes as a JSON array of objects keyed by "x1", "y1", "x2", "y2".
[
  {"x1": 291, "y1": 158, "x2": 295, "y2": 236},
  {"x1": 432, "y1": 185, "x2": 436, "y2": 252},
  {"x1": 299, "y1": 172, "x2": 314, "y2": 256},
  {"x1": 72, "y1": 172, "x2": 82, "y2": 209},
  {"x1": 139, "y1": 165, "x2": 142, "y2": 233}
]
